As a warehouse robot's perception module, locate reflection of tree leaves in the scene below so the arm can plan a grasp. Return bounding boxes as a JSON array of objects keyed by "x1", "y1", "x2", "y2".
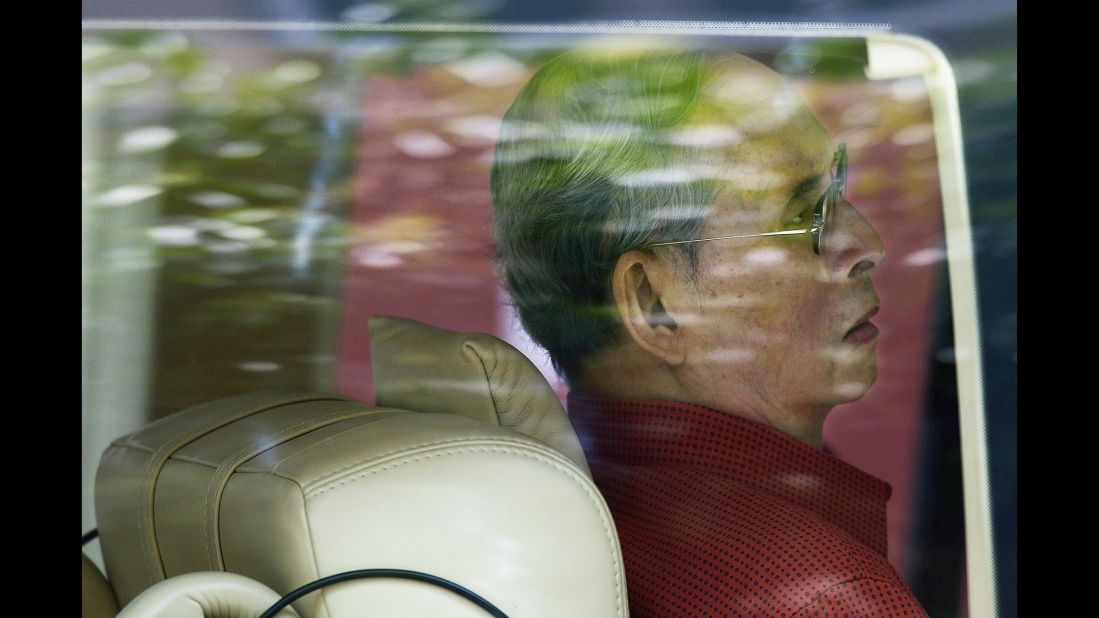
[
  {"x1": 161, "y1": 48, "x2": 206, "y2": 77},
  {"x1": 774, "y1": 38, "x2": 868, "y2": 80},
  {"x1": 352, "y1": 214, "x2": 447, "y2": 244},
  {"x1": 334, "y1": 0, "x2": 501, "y2": 34},
  {"x1": 85, "y1": 32, "x2": 358, "y2": 418},
  {"x1": 100, "y1": 31, "x2": 159, "y2": 48},
  {"x1": 853, "y1": 168, "x2": 890, "y2": 195},
  {"x1": 164, "y1": 271, "x2": 235, "y2": 288}
]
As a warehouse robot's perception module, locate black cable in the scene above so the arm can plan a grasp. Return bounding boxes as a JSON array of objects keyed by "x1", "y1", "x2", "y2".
[
  {"x1": 82, "y1": 528, "x2": 99, "y2": 547},
  {"x1": 258, "y1": 568, "x2": 509, "y2": 618}
]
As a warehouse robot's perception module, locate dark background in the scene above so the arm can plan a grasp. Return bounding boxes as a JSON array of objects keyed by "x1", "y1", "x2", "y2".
[{"x1": 82, "y1": 2, "x2": 1016, "y2": 616}]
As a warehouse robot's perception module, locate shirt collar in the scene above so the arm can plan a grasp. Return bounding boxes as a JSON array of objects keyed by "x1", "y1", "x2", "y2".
[{"x1": 567, "y1": 392, "x2": 893, "y2": 555}]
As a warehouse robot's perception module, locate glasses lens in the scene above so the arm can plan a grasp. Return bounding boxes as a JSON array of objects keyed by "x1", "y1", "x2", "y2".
[
  {"x1": 836, "y1": 144, "x2": 847, "y2": 198},
  {"x1": 815, "y1": 144, "x2": 847, "y2": 255},
  {"x1": 812, "y1": 193, "x2": 825, "y2": 255}
]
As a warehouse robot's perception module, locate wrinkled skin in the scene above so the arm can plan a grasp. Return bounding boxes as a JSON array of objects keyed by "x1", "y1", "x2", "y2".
[{"x1": 578, "y1": 55, "x2": 885, "y2": 447}]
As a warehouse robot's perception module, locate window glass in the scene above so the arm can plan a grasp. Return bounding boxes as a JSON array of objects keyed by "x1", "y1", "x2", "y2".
[{"x1": 82, "y1": 26, "x2": 994, "y2": 617}]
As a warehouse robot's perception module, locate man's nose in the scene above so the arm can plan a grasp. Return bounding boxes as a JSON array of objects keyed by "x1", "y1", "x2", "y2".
[{"x1": 828, "y1": 200, "x2": 885, "y2": 279}]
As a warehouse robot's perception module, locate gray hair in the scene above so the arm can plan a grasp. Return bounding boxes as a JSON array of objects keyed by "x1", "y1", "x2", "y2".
[{"x1": 491, "y1": 50, "x2": 735, "y2": 382}]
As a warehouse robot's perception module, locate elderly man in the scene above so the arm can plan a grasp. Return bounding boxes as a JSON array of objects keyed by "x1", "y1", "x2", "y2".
[{"x1": 492, "y1": 49, "x2": 928, "y2": 616}]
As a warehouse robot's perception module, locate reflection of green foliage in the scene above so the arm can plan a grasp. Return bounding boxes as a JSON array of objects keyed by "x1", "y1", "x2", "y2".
[
  {"x1": 341, "y1": 0, "x2": 501, "y2": 25},
  {"x1": 178, "y1": 292, "x2": 337, "y2": 329},
  {"x1": 98, "y1": 30, "x2": 158, "y2": 48},
  {"x1": 774, "y1": 38, "x2": 869, "y2": 79},
  {"x1": 160, "y1": 47, "x2": 206, "y2": 76},
  {"x1": 84, "y1": 31, "x2": 357, "y2": 417}
]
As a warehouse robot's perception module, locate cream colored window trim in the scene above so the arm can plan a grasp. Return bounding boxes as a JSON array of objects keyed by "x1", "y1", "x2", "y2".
[{"x1": 865, "y1": 33, "x2": 997, "y2": 618}]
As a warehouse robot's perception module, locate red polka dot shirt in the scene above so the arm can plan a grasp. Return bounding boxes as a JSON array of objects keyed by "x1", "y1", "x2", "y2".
[{"x1": 568, "y1": 393, "x2": 929, "y2": 617}]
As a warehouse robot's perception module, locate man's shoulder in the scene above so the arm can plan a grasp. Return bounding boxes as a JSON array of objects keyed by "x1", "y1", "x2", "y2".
[
  {"x1": 792, "y1": 576, "x2": 928, "y2": 617},
  {"x1": 598, "y1": 461, "x2": 896, "y2": 571},
  {"x1": 592, "y1": 462, "x2": 922, "y2": 615}
]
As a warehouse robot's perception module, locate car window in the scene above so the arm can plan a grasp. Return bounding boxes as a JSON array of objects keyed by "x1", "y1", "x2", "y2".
[{"x1": 82, "y1": 23, "x2": 1009, "y2": 617}]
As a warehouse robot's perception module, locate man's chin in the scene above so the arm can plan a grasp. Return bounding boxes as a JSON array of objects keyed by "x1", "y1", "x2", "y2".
[{"x1": 829, "y1": 366, "x2": 877, "y2": 403}]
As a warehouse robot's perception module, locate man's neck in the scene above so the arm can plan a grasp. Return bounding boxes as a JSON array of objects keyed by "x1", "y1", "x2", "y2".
[
  {"x1": 574, "y1": 345, "x2": 689, "y2": 402},
  {"x1": 575, "y1": 348, "x2": 829, "y2": 448}
]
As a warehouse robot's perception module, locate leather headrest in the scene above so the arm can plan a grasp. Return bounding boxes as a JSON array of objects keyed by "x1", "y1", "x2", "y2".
[{"x1": 369, "y1": 315, "x2": 590, "y2": 476}]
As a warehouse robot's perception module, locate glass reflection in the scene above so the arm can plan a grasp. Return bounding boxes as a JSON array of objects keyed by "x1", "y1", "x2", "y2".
[{"x1": 82, "y1": 29, "x2": 964, "y2": 616}]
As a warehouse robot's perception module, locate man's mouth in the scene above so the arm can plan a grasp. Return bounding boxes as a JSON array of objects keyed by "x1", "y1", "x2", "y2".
[{"x1": 843, "y1": 306, "x2": 880, "y2": 344}]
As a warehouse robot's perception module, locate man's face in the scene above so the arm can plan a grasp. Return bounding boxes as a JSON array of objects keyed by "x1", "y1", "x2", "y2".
[{"x1": 675, "y1": 70, "x2": 885, "y2": 433}]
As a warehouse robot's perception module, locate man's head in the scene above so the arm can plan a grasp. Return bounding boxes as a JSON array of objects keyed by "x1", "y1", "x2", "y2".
[{"x1": 492, "y1": 48, "x2": 884, "y2": 445}]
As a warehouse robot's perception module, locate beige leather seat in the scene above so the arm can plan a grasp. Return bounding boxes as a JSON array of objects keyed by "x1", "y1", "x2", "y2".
[{"x1": 87, "y1": 316, "x2": 627, "y2": 617}]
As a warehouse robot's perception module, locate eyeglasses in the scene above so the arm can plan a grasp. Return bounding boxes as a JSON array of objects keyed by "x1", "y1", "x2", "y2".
[{"x1": 643, "y1": 143, "x2": 847, "y2": 256}]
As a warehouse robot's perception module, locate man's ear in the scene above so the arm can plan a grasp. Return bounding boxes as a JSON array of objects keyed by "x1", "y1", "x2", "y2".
[{"x1": 611, "y1": 250, "x2": 687, "y2": 366}]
